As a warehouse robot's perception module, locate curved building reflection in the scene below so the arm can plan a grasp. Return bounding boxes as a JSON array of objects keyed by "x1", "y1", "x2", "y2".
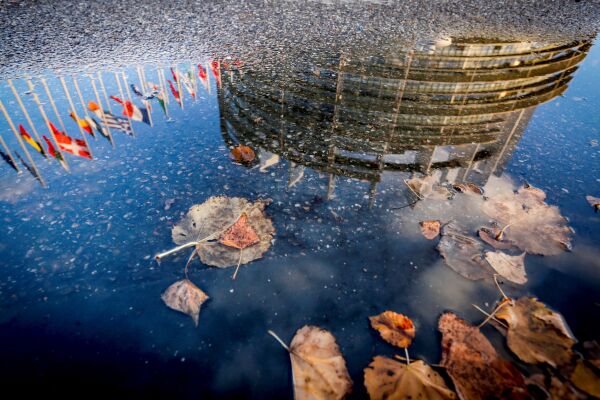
[{"x1": 217, "y1": 38, "x2": 591, "y2": 202}]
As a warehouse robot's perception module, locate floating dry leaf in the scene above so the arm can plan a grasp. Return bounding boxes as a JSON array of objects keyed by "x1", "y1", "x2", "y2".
[
  {"x1": 271, "y1": 325, "x2": 353, "y2": 400},
  {"x1": 586, "y1": 195, "x2": 600, "y2": 212},
  {"x1": 482, "y1": 184, "x2": 572, "y2": 255},
  {"x1": 171, "y1": 196, "x2": 274, "y2": 268},
  {"x1": 528, "y1": 374, "x2": 586, "y2": 400},
  {"x1": 478, "y1": 226, "x2": 514, "y2": 250},
  {"x1": 453, "y1": 183, "x2": 483, "y2": 195},
  {"x1": 364, "y1": 356, "x2": 456, "y2": 400},
  {"x1": 161, "y1": 279, "x2": 209, "y2": 326},
  {"x1": 484, "y1": 251, "x2": 527, "y2": 284},
  {"x1": 369, "y1": 311, "x2": 415, "y2": 348},
  {"x1": 437, "y1": 222, "x2": 494, "y2": 280},
  {"x1": 231, "y1": 145, "x2": 255, "y2": 163},
  {"x1": 495, "y1": 297, "x2": 576, "y2": 368},
  {"x1": 570, "y1": 359, "x2": 600, "y2": 398},
  {"x1": 439, "y1": 312, "x2": 527, "y2": 400},
  {"x1": 406, "y1": 176, "x2": 451, "y2": 200},
  {"x1": 420, "y1": 220, "x2": 441, "y2": 240},
  {"x1": 583, "y1": 341, "x2": 600, "y2": 369}
]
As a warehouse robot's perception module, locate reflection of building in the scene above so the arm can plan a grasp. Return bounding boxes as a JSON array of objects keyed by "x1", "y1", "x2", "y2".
[{"x1": 218, "y1": 39, "x2": 591, "y2": 201}]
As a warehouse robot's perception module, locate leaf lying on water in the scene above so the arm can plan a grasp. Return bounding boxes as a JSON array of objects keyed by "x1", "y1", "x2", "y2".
[
  {"x1": 170, "y1": 196, "x2": 274, "y2": 268},
  {"x1": 369, "y1": 311, "x2": 415, "y2": 348},
  {"x1": 484, "y1": 251, "x2": 527, "y2": 284},
  {"x1": 231, "y1": 145, "x2": 255, "y2": 163},
  {"x1": 420, "y1": 220, "x2": 441, "y2": 240},
  {"x1": 482, "y1": 184, "x2": 572, "y2": 255},
  {"x1": 453, "y1": 183, "x2": 483, "y2": 195},
  {"x1": 583, "y1": 341, "x2": 600, "y2": 369},
  {"x1": 161, "y1": 279, "x2": 209, "y2": 326},
  {"x1": 495, "y1": 297, "x2": 576, "y2": 368},
  {"x1": 437, "y1": 222, "x2": 494, "y2": 280},
  {"x1": 586, "y1": 195, "x2": 600, "y2": 212},
  {"x1": 364, "y1": 356, "x2": 456, "y2": 400},
  {"x1": 478, "y1": 226, "x2": 514, "y2": 250},
  {"x1": 570, "y1": 359, "x2": 600, "y2": 398},
  {"x1": 270, "y1": 326, "x2": 353, "y2": 400},
  {"x1": 439, "y1": 312, "x2": 527, "y2": 400},
  {"x1": 406, "y1": 176, "x2": 451, "y2": 200},
  {"x1": 528, "y1": 374, "x2": 586, "y2": 400}
]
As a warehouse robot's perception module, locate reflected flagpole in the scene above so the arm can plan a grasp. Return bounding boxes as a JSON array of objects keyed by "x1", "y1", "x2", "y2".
[
  {"x1": 87, "y1": 76, "x2": 116, "y2": 147},
  {"x1": 114, "y1": 71, "x2": 135, "y2": 136},
  {"x1": 175, "y1": 66, "x2": 184, "y2": 109},
  {"x1": 26, "y1": 79, "x2": 70, "y2": 171},
  {"x1": 0, "y1": 99, "x2": 46, "y2": 186},
  {"x1": 97, "y1": 72, "x2": 113, "y2": 114},
  {"x1": 7, "y1": 79, "x2": 46, "y2": 159},
  {"x1": 59, "y1": 76, "x2": 94, "y2": 159},
  {"x1": 0, "y1": 130, "x2": 20, "y2": 173},
  {"x1": 157, "y1": 67, "x2": 171, "y2": 119},
  {"x1": 40, "y1": 78, "x2": 68, "y2": 134},
  {"x1": 136, "y1": 66, "x2": 153, "y2": 126}
]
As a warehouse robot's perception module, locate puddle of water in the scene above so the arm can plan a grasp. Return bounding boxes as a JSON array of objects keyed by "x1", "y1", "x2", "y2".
[{"x1": 1, "y1": 9, "x2": 600, "y2": 399}]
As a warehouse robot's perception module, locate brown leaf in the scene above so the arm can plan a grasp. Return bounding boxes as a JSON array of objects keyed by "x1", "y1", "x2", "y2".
[
  {"x1": 438, "y1": 312, "x2": 527, "y2": 400},
  {"x1": 161, "y1": 279, "x2": 209, "y2": 326},
  {"x1": 482, "y1": 185, "x2": 572, "y2": 255},
  {"x1": 420, "y1": 220, "x2": 441, "y2": 240},
  {"x1": 453, "y1": 183, "x2": 483, "y2": 195},
  {"x1": 369, "y1": 311, "x2": 415, "y2": 348},
  {"x1": 231, "y1": 145, "x2": 255, "y2": 163},
  {"x1": 586, "y1": 195, "x2": 600, "y2": 212},
  {"x1": 219, "y1": 213, "x2": 260, "y2": 249},
  {"x1": 583, "y1": 341, "x2": 600, "y2": 369},
  {"x1": 528, "y1": 374, "x2": 586, "y2": 400},
  {"x1": 484, "y1": 251, "x2": 527, "y2": 284},
  {"x1": 288, "y1": 325, "x2": 353, "y2": 400},
  {"x1": 172, "y1": 197, "x2": 275, "y2": 268},
  {"x1": 437, "y1": 222, "x2": 494, "y2": 280},
  {"x1": 571, "y1": 359, "x2": 600, "y2": 398},
  {"x1": 478, "y1": 226, "x2": 514, "y2": 250},
  {"x1": 364, "y1": 356, "x2": 456, "y2": 400},
  {"x1": 495, "y1": 297, "x2": 576, "y2": 368}
]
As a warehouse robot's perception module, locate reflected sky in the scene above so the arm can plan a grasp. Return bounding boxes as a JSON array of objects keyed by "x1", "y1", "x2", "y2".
[{"x1": 1, "y1": 28, "x2": 600, "y2": 399}]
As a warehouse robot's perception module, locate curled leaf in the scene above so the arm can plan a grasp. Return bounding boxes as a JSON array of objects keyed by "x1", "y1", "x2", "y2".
[
  {"x1": 161, "y1": 279, "x2": 209, "y2": 326},
  {"x1": 369, "y1": 311, "x2": 415, "y2": 348},
  {"x1": 571, "y1": 359, "x2": 600, "y2": 398},
  {"x1": 420, "y1": 220, "x2": 441, "y2": 240},
  {"x1": 586, "y1": 195, "x2": 600, "y2": 212},
  {"x1": 453, "y1": 183, "x2": 483, "y2": 195},
  {"x1": 484, "y1": 251, "x2": 527, "y2": 284},
  {"x1": 478, "y1": 226, "x2": 514, "y2": 250},
  {"x1": 231, "y1": 145, "x2": 255, "y2": 163},
  {"x1": 275, "y1": 325, "x2": 353, "y2": 400},
  {"x1": 364, "y1": 356, "x2": 456, "y2": 400},
  {"x1": 439, "y1": 312, "x2": 527, "y2": 400},
  {"x1": 495, "y1": 297, "x2": 576, "y2": 368},
  {"x1": 406, "y1": 176, "x2": 451, "y2": 200},
  {"x1": 437, "y1": 222, "x2": 494, "y2": 280}
]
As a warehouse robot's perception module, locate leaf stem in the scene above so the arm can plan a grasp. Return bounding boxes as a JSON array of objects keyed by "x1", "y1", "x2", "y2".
[
  {"x1": 232, "y1": 248, "x2": 243, "y2": 280},
  {"x1": 404, "y1": 348, "x2": 411, "y2": 365},
  {"x1": 473, "y1": 303, "x2": 509, "y2": 329},
  {"x1": 155, "y1": 241, "x2": 198, "y2": 260},
  {"x1": 268, "y1": 330, "x2": 290, "y2": 352}
]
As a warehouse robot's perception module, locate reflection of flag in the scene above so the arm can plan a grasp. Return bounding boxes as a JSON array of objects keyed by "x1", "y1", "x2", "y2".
[
  {"x1": 131, "y1": 83, "x2": 155, "y2": 100},
  {"x1": 0, "y1": 149, "x2": 18, "y2": 172},
  {"x1": 197, "y1": 63, "x2": 210, "y2": 93},
  {"x1": 15, "y1": 151, "x2": 42, "y2": 183},
  {"x1": 170, "y1": 67, "x2": 179, "y2": 83},
  {"x1": 146, "y1": 82, "x2": 167, "y2": 116},
  {"x1": 181, "y1": 71, "x2": 196, "y2": 100},
  {"x1": 49, "y1": 121, "x2": 92, "y2": 159},
  {"x1": 86, "y1": 115, "x2": 111, "y2": 142},
  {"x1": 69, "y1": 112, "x2": 94, "y2": 136},
  {"x1": 88, "y1": 101, "x2": 132, "y2": 136},
  {"x1": 42, "y1": 135, "x2": 68, "y2": 169},
  {"x1": 110, "y1": 96, "x2": 150, "y2": 125},
  {"x1": 167, "y1": 80, "x2": 182, "y2": 107},
  {"x1": 19, "y1": 124, "x2": 46, "y2": 157},
  {"x1": 210, "y1": 60, "x2": 221, "y2": 88}
]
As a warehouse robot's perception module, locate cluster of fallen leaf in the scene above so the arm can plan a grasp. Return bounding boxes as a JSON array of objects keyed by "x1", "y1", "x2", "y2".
[
  {"x1": 157, "y1": 196, "x2": 275, "y2": 326},
  {"x1": 411, "y1": 177, "x2": 573, "y2": 285},
  {"x1": 269, "y1": 297, "x2": 599, "y2": 400}
]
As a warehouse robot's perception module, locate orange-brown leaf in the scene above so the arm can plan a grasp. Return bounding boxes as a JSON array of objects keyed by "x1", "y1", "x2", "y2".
[
  {"x1": 420, "y1": 220, "x2": 441, "y2": 240},
  {"x1": 231, "y1": 145, "x2": 255, "y2": 163},
  {"x1": 369, "y1": 311, "x2": 415, "y2": 348},
  {"x1": 219, "y1": 213, "x2": 260, "y2": 250}
]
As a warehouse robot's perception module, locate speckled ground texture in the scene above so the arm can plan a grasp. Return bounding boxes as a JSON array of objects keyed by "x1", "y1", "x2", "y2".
[{"x1": 1, "y1": 0, "x2": 600, "y2": 77}]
